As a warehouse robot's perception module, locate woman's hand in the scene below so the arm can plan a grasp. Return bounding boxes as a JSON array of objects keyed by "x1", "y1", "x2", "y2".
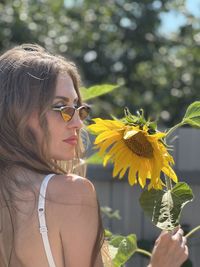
[{"x1": 147, "y1": 228, "x2": 188, "y2": 267}]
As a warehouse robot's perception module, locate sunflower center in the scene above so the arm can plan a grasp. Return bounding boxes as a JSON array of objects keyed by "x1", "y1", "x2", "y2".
[{"x1": 124, "y1": 131, "x2": 153, "y2": 158}]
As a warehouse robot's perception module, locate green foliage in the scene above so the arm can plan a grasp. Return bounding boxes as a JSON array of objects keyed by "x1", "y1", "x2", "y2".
[
  {"x1": 139, "y1": 182, "x2": 193, "y2": 230},
  {"x1": 182, "y1": 101, "x2": 200, "y2": 128},
  {"x1": 101, "y1": 206, "x2": 121, "y2": 220},
  {"x1": 0, "y1": 0, "x2": 199, "y2": 126},
  {"x1": 81, "y1": 84, "x2": 119, "y2": 101},
  {"x1": 104, "y1": 226, "x2": 152, "y2": 267},
  {"x1": 108, "y1": 233, "x2": 138, "y2": 267},
  {"x1": 104, "y1": 229, "x2": 113, "y2": 238},
  {"x1": 123, "y1": 107, "x2": 157, "y2": 134}
]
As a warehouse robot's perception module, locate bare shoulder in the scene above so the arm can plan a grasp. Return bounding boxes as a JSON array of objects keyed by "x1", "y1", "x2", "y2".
[
  {"x1": 49, "y1": 176, "x2": 101, "y2": 266},
  {"x1": 46, "y1": 174, "x2": 97, "y2": 206},
  {"x1": 46, "y1": 174, "x2": 99, "y2": 234}
]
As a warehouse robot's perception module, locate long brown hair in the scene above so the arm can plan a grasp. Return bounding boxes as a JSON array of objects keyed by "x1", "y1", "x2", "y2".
[{"x1": 0, "y1": 44, "x2": 104, "y2": 267}]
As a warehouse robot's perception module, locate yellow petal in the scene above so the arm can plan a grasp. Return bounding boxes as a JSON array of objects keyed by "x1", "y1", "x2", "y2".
[
  {"x1": 118, "y1": 151, "x2": 133, "y2": 178},
  {"x1": 98, "y1": 135, "x2": 121, "y2": 156},
  {"x1": 162, "y1": 166, "x2": 178, "y2": 183},
  {"x1": 123, "y1": 129, "x2": 138, "y2": 140},
  {"x1": 128, "y1": 166, "x2": 137, "y2": 186},
  {"x1": 95, "y1": 131, "x2": 121, "y2": 144},
  {"x1": 147, "y1": 131, "x2": 166, "y2": 140},
  {"x1": 88, "y1": 119, "x2": 124, "y2": 135},
  {"x1": 112, "y1": 148, "x2": 129, "y2": 177},
  {"x1": 106, "y1": 141, "x2": 125, "y2": 158},
  {"x1": 138, "y1": 164, "x2": 148, "y2": 188},
  {"x1": 119, "y1": 165, "x2": 129, "y2": 178},
  {"x1": 93, "y1": 118, "x2": 124, "y2": 130},
  {"x1": 103, "y1": 154, "x2": 112, "y2": 166},
  {"x1": 102, "y1": 142, "x2": 125, "y2": 166}
]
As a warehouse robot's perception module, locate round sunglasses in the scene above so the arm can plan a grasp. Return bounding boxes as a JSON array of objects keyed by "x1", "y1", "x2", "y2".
[{"x1": 52, "y1": 104, "x2": 90, "y2": 122}]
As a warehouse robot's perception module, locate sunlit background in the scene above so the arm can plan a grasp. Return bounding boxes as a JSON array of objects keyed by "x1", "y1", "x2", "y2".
[{"x1": 0, "y1": 0, "x2": 200, "y2": 127}]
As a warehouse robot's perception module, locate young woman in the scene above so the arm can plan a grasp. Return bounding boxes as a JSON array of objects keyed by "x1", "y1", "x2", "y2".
[{"x1": 0, "y1": 44, "x2": 188, "y2": 267}]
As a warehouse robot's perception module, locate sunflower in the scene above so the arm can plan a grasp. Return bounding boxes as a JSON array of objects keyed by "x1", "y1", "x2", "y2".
[{"x1": 88, "y1": 118, "x2": 177, "y2": 189}]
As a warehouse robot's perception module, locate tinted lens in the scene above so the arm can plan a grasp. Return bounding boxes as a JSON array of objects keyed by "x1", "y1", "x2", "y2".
[
  {"x1": 61, "y1": 107, "x2": 75, "y2": 122},
  {"x1": 79, "y1": 106, "x2": 90, "y2": 120}
]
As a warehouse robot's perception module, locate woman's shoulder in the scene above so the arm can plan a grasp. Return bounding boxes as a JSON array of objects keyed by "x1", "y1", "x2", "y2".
[{"x1": 46, "y1": 173, "x2": 97, "y2": 206}]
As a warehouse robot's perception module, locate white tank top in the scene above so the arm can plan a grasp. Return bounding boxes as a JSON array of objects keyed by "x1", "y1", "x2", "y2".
[{"x1": 38, "y1": 174, "x2": 57, "y2": 267}]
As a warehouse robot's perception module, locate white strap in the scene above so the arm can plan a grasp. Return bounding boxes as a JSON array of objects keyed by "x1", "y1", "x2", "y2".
[{"x1": 38, "y1": 174, "x2": 57, "y2": 267}]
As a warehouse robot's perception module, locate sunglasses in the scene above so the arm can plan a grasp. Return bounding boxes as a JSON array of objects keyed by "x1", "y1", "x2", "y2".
[{"x1": 52, "y1": 104, "x2": 90, "y2": 122}]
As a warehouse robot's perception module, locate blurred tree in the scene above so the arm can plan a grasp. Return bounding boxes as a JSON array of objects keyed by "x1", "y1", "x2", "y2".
[{"x1": 0, "y1": 0, "x2": 199, "y2": 126}]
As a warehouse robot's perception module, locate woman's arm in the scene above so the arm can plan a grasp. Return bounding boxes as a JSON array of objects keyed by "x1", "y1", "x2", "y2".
[{"x1": 147, "y1": 228, "x2": 188, "y2": 267}]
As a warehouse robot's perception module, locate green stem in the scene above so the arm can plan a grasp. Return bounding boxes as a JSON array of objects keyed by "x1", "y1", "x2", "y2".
[
  {"x1": 163, "y1": 135, "x2": 173, "y2": 230},
  {"x1": 166, "y1": 122, "x2": 184, "y2": 138},
  {"x1": 164, "y1": 173, "x2": 173, "y2": 190},
  {"x1": 163, "y1": 127, "x2": 178, "y2": 192},
  {"x1": 185, "y1": 225, "x2": 200, "y2": 238},
  {"x1": 136, "y1": 248, "x2": 152, "y2": 258}
]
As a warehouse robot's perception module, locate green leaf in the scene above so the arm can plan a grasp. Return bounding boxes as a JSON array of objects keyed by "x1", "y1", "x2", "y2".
[
  {"x1": 182, "y1": 101, "x2": 200, "y2": 128},
  {"x1": 104, "y1": 229, "x2": 113, "y2": 238},
  {"x1": 86, "y1": 152, "x2": 103, "y2": 165},
  {"x1": 148, "y1": 121, "x2": 157, "y2": 132},
  {"x1": 139, "y1": 182, "x2": 193, "y2": 230},
  {"x1": 110, "y1": 234, "x2": 138, "y2": 267},
  {"x1": 80, "y1": 84, "x2": 119, "y2": 101},
  {"x1": 101, "y1": 206, "x2": 121, "y2": 220},
  {"x1": 110, "y1": 236, "x2": 125, "y2": 247},
  {"x1": 108, "y1": 245, "x2": 119, "y2": 263}
]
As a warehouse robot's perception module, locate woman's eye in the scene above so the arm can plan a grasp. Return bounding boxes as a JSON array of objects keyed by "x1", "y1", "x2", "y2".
[
  {"x1": 57, "y1": 106, "x2": 65, "y2": 109},
  {"x1": 53, "y1": 103, "x2": 66, "y2": 108}
]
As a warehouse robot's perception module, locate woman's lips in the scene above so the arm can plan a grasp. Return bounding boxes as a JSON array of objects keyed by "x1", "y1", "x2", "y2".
[{"x1": 62, "y1": 136, "x2": 78, "y2": 145}]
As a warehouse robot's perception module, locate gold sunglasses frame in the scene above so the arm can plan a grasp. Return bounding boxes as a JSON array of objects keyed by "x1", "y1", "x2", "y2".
[{"x1": 52, "y1": 104, "x2": 90, "y2": 122}]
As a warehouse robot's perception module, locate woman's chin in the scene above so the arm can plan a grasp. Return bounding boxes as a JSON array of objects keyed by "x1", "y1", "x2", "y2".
[
  {"x1": 52, "y1": 153, "x2": 76, "y2": 161},
  {"x1": 50, "y1": 146, "x2": 77, "y2": 161}
]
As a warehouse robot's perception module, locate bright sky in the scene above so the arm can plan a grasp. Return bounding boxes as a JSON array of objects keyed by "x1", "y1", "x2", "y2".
[
  {"x1": 65, "y1": 0, "x2": 200, "y2": 34},
  {"x1": 159, "y1": 0, "x2": 200, "y2": 34}
]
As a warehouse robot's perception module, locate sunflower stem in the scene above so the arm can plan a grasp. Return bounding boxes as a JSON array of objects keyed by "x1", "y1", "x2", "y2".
[
  {"x1": 185, "y1": 225, "x2": 200, "y2": 238},
  {"x1": 166, "y1": 122, "x2": 184, "y2": 138},
  {"x1": 163, "y1": 131, "x2": 175, "y2": 192},
  {"x1": 164, "y1": 173, "x2": 173, "y2": 190},
  {"x1": 136, "y1": 248, "x2": 152, "y2": 258}
]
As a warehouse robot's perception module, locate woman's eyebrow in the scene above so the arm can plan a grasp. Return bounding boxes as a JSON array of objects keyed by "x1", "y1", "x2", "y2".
[
  {"x1": 54, "y1": 96, "x2": 69, "y2": 101},
  {"x1": 54, "y1": 96, "x2": 79, "y2": 103}
]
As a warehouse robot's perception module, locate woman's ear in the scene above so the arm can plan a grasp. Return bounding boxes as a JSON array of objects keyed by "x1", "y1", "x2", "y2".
[
  {"x1": 27, "y1": 111, "x2": 43, "y2": 142},
  {"x1": 28, "y1": 111, "x2": 39, "y2": 127}
]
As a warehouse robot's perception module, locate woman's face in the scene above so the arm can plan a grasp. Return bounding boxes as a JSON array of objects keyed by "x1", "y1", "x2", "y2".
[{"x1": 30, "y1": 73, "x2": 83, "y2": 160}]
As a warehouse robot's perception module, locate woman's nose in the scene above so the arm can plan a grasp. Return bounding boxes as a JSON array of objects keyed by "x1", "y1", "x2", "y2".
[{"x1": 67, "y1": 110, "x2": 83, "y2": 129}]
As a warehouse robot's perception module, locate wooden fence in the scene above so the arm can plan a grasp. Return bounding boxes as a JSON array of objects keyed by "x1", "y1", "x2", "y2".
[{"x1": 87, "y1": 128, "x2": 200, "y2": 267}]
